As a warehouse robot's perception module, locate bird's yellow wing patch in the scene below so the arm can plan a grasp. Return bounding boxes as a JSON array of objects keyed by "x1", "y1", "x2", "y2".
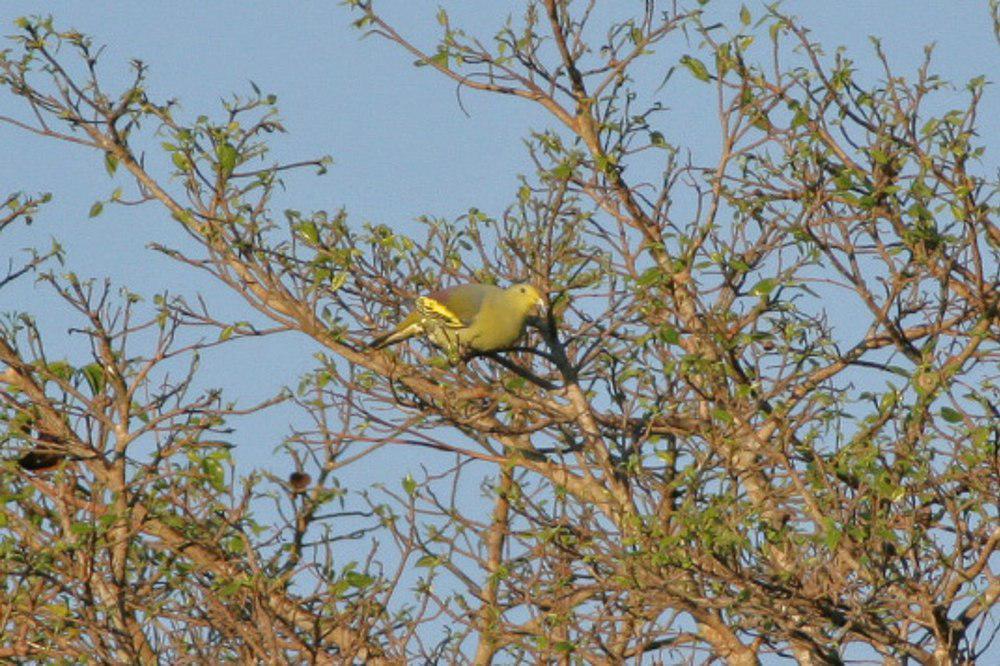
[{"x1": 415, "y1": 296, "x2": 464, "y2": 328}]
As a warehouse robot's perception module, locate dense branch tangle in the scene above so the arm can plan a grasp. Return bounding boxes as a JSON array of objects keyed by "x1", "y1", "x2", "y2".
[{"x1": 0, "y1": 3, "x2": 996, "y2": 664}]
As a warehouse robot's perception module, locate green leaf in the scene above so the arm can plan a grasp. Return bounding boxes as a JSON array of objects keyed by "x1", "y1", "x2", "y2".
[
  {"x1": 402, "y1": 474, "x2": 417, "y2": 496},
  {"x1": 298, "y1": 220, "x2": 319, "y2": 244},
  {"x1": 636, "y1": 267, "x2": 664, "y2": 287},
  {"x1": 750, "y1": 277, "x2": 777, "y2": 296},
  {"x1": 89, "y1": 201, "x2": 104, "y2": 218},
  {"x1": 104, "y1": 152, "x2": 119, "y2": 176},
  {"x1": 822, "y1": 517, "x2": 841, "y2": 550},
  {"x1": 551, "y1": 162, "x2": 574, "y2": 179},
  {"x1": 80, "y1": 363, "x2": 106, "y2": 394},
  {"x1": 869, "y1": 148, "x2": 889, "y2": 165},
  {"x1": 680, "y1": 55, "x2": 711, "y2": 82},
  {"x1": 595, "y1": 152, "x2": 618, "y2": 174},
  {"x1": 939, "y1": 406, "x2": 963, "y2": 423},
  {"x1": 329, "y1": 271, "x2": 348, "y2": 291},
  {"x1": 428, "y1": 51, "x2": 449, "y2": 68},
  {"x1": 749, "y1": 111, "x2": 771, "y2": 131},
  {"x1": 217, "y1": 143, "x2": 238, "y2": 176},
  {"x1": 70, "y1": 522, "x2": 94, "y2": 536},
  {"x1": 505, "y1": 375, "x2": 527, "y2": 392},
  {"x1": 172, "y1": 152, "x2": 190, "y2": 171},
  {"x1": 769, "y1": 20, "x2": 783, "y2": 43},
  {"x1": 659, "y1": 327, "x2": 680, "y2": 344},
  {"x1": 345, "y1": 571, "x2": 374, "y2": 588},
  {"x1": 712, "y1": 408, "x2": 734, "y2": 424},
  {"x1": 740, "y1": 5, "x2": 751, "y2": 25},
  {"x1": 202, "y1": 458, "x2": 226, "y2": 493},
  {"x1": 415, "y1": 554, "x2": 440, "y2": 568}
]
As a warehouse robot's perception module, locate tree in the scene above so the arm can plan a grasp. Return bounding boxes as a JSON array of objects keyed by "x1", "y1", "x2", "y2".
[{"x1": 0, "y1": 2, "x2": 997, "y2": 663}]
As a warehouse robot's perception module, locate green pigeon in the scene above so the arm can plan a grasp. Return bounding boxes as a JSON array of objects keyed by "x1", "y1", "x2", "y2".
[{"x1": 370, "y1": 282, "x2": 544, "y2": 355}]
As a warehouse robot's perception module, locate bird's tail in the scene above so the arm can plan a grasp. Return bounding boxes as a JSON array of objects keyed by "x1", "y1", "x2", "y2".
[{"x1": 369, "y1": 325, "x2": 418, "y2": 350}]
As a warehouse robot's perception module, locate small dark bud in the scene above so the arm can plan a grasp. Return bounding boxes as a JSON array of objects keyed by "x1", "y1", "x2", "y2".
[{"x1": 289, "y1": 472, "x2": 312, "y2": 493}]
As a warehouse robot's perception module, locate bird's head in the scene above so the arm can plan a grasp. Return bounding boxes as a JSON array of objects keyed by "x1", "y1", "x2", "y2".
[{"x1": 507, "y1": 283, "x2": 545, "y2": 314}]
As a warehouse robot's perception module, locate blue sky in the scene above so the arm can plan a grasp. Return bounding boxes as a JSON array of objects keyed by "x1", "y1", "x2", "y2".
[
  {"x1": 2, "y1": 1, "x2": 994, "y2": 375},
  {"x1": 1, "y1": 0, "x2": 993, "y2": 464},
  {"x1": 1, "y1": 2, "x2": 997, "y2": 660}
]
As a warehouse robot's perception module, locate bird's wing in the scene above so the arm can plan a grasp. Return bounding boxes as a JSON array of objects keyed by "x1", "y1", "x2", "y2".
[
  {"x1": 415, "y1": 296, "x2": 464, "y2": 328},
  {"x1": 419, "y1": 285, "x2": 488, "y2": 328}
]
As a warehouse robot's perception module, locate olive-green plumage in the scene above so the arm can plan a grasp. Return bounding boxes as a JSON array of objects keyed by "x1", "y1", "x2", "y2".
[{"x1": 370, "y1": 283, "x2": 543, "y2": 354}]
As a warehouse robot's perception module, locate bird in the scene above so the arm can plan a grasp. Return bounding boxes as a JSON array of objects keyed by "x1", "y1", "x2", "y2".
[
  {"x1": 370, "y1": 282, "x2": 544, "y2": 357},
  {"x1": 16, "y1": 431, "x2": 66, "y2": 472}
]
